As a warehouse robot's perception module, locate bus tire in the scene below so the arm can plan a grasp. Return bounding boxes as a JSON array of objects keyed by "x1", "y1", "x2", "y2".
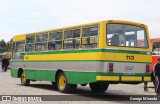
[
  {"x1": 51, "y1": 82, "x2": 57, "y2": 89},
  {"x1": 89, "y1": 82, "x2": 109, "y2": 92},
  {"x1": 71, "y1": 84, "x2": 77, "y2": 91},
  {"x1": 21, "y1": 71, "x2": 30, "y2": 86},
  {"x1": 57, "y1": 72, "x2": 77, "y2": 93}
]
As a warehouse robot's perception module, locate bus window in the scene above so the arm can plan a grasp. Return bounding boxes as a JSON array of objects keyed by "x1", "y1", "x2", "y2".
[
  {"x1": 13, "y1": 41, "x2": 25, "y2": 59},
  {"x1": 26, "y1": 35, "x2": 35, "y2": 52},
  {"x1": 82, "y1": 26, "x2": 98, "y2": 48},
  {"x1": 107, "y1": 24, "x2": 148, "y2": 48},
  {"x1": 48, "y1": 32, "x2": 62, "y2": 50},
  {"x1": 64, "y1": 29, "x2": 80, "y2": 49},
  {"x1": 15, "y1": 42, "x2": 24, "y2": 52},
  {"x1": 35, "y1": 33, "x2": 48, "y2": 51},
  {"x1": 152, "y1": 42, "x2": 160, "y2": 55}
]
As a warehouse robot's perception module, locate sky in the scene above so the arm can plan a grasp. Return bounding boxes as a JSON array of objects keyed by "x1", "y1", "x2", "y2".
[{"x1": 0, "y1": 0, "x2": 160, "y2": 42}]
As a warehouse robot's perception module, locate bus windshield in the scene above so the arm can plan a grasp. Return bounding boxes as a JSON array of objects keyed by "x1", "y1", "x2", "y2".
[{"x1": 107, "y1": 24, "x2": 148, "y2": 48}]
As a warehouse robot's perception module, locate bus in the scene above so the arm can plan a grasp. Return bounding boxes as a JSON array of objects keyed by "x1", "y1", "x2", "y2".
[
  {"x1": 138, "y1": 38, "x2": 160, "y2": 74},
  {"x1": 141, "y1": 38, "x2": 160, "y2": 91},
  {"x1": 151, "y1": 38, "x2": 160, "y2": 70},
  {"x1": 10, "y1": 20, "x2": 152, "y2": 93}
]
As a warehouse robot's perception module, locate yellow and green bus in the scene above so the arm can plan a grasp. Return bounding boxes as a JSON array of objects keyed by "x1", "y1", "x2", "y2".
[{"x1": 10, "y1": 20, "x2": 151, "y2": 93}]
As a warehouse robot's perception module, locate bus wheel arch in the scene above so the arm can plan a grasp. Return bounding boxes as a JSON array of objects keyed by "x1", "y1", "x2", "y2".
[
  {"x1": 89, "y1": 82, "x2": 109, "y2": 92},
  {"x1": 18, "y1": 68, "x2": 30, "y2": 86},
  {"x1": 51, "y1": 69, "x2": 64, "y2": 89},
  {"x1": 55, "y1": 69, "x2": 64, "y2": 82},
  {"x1": 18, "y1": 68, "x2": 23, "y2": 78},
  {"x1": 56, "y1": 70, "x2": 77, "y2": 93}
]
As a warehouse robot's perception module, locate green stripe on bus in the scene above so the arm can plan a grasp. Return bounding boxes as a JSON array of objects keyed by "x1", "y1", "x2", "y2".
[
  {"x1": 24, "y1": 48, "x2": 149, "y2": 55},
  {"x1": 11, "y1": 69, "x2": 150, "y2": 84},
  {"x1": 10, "y1": 60, "x2": 150, "y2": 64},
  {"x1": 11, "y1": 69, "x2": 18, "y2": 77}
]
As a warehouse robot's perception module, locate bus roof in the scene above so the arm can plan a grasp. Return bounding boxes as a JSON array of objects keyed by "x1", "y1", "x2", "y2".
[
  {"x1": 13, "y1": 20, "x2": 147, "y2": 42},
  {"x1": 150, "y1": 38, "x2": 160, "y2": 42},
  {"x1": 13, "y1": 34, "x2": 26, "y2": 42}
]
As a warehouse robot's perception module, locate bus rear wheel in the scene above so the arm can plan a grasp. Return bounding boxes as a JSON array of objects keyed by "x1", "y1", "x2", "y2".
[
  {"x1": 21, "y1": 71, "x2": 30, "y2": 86},
  {"x1": 57, "y1": 72, "x2": 77, "y2": 93},
  {"x1": 51, "y1": 82, "x2": 57, "y2": 89},
  {"x1": 89, "y1": 82, "x2": 109, "y2": 92}
]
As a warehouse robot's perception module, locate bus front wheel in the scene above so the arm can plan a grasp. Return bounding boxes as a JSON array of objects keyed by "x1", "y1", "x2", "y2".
[
  {"x1": 57, "y1": 72, "x2": 77, "y2": 93},
  {"x1": 89, "y1": 82, "x2": 109, "y2": 92},
  {"x1": 21, "y1": 71, "x2": 30, "y2": 86}
]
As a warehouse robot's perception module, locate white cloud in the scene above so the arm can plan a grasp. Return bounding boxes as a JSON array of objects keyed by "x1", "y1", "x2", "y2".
[
  {"x1": 31, "y1": 11, "x2": 43, "y2": 16},
  {"x1": 0, "y1": 29, "x2": 14, "y2": 42},
  {"x1": 9, "y1": 19, "x2": 53, "y2": 27}
]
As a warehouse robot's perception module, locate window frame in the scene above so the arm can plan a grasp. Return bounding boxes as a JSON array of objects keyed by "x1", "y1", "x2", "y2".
[
  {"x1": 25, "y1": 35, "x2": 35, "y2": 52},
  {"x1": 35, "y1": 33, "x2": 48, "y2": 52},
  {"x1": 106, "y1": 23, "x2": 149, "y2": 48},
  {"x1": 64, "y1": 28, "x2": 81, "y2": 49},
  {"x1": 13, "y1": 41, "x2": 25, "y2": 59},
  {"x1": 48, "y1": 31, "x2": 63, "y2": 51},
  {"x1": 81, "y1": 25, "x2": 99, "y2": 49}
]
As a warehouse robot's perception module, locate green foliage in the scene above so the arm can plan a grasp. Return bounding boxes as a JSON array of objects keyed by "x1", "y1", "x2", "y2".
[{"x1": 0, "y1": 39, "x2": 8, "y2": 53}]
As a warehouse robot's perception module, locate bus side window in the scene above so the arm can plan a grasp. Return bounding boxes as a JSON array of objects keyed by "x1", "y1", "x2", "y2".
[
  {"x1": 13, "y1": 41, "x2": 25, "y2": 59},
  {"x1": 152, "y1": 43, "x2": 160, "y2": 55},
  {"x1": 26, "y1": 35, "x2": 35, "y2": 52},
  {"x1": 82, "y1": 26, "x2": 98, "y2": 48},
  {"x1": 48, "y1": 32, "x2": 62, "y2": 50},
  {"x1": 64, "y1": 29, "x2": 80, "y2": 49},
  {"x1": 35, "y1": 33, "x2": 48, "y2": 51},
  {"x1": 152, "y1": 44, "x2": 156, "y2": 52}
]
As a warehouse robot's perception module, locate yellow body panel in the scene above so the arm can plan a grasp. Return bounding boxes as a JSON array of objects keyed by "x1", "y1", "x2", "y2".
[
  {"x1": 24, "y1": 52, "x2": 151, "y2": 63},
  {"x1": 144, "y1": 77, "x2": 151, "y2": 81},
  {"x1": 96, "y1": 76, "x2": 119, "y2": 81},
  {"x1": 13, "y1": 34, "x2": 26, "y2": 42},
  {"x1": 99, "y1": 52, "x2": 151, "y2": 63},
  {"x1": 96, "y1": 76, "x2": 151, "y2": 81},
  {"x1": 121, "y1": 76, "x2": 142, "y2": 81},
  {"x1": 25, "y1": 52, "x2": 98, "y2": 61}
]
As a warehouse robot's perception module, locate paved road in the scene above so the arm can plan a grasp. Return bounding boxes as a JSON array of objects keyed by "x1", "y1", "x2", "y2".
[{"x1": 0, "y1": 69, "x2": 159, "y2": 104}]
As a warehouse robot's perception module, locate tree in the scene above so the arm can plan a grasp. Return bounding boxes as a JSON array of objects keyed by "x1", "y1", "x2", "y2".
[{"x1": 0, "y1": 39, "x2": 8, "y2": 53}]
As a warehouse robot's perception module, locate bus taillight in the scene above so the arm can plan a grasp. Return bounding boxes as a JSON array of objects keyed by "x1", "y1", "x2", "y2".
[
  {"x1": 146, "y1": 64, "x2": 150, "y2": 73},
  {"x1": 108, "y1": 63, "x2": 114, "y2": 72}
]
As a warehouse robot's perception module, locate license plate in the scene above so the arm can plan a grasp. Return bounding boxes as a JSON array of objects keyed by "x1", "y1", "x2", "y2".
[{"x1": 125, "y1": 65, "x2": 134, "y2": 72}]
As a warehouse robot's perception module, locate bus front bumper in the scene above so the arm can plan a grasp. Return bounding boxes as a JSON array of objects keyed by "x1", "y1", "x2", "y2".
[{"x1": 96, "y1": 76, "x2": 151, "y2": 82}]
